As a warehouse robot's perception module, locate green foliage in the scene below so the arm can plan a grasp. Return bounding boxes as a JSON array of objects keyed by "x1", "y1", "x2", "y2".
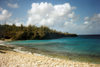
[{"x1": 0, "y1": 24, "x2": 77, "y2": 40}]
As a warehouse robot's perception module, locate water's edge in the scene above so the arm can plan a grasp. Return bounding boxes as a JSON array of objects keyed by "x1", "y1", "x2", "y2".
[
  {"x1": 1, "y1": 35, "x2": 100, "y2": 64},
  {"x1": 1, "y1": 43, "x2": 100, "y2": 64}
]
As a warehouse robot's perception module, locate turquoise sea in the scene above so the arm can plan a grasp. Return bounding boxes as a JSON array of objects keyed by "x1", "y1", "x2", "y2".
[{"x1": 4, "y1": 35, "x2": 100, "y2": 63}]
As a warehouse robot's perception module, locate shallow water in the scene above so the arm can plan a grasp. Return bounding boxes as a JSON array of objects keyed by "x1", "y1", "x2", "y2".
[
  {"x1": 4, "y1": 35, "x2": 100, "y2": 63},
  {"x1": 4, "y1": 35, "x2": 100, "y2": 55}
]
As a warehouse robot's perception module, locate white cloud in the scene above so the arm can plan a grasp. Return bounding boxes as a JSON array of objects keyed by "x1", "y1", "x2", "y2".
[
  {"x1": 63, "y1": 13, "x2": 100, "y2": 34},
  {"x1": 27, "y1": 2, "x2": 100, "y2": 34},
  {"x1": 8, "y1": 3, "x2": 19, "y2": 8},
  {"x1": 0, "y1": 8, "x2": 12, "y2": 21},
  {"x1": 82, "y1": 13, "x2": 100, "y2": 34},
  {"x1": 84, "y1": 21, "x2": 88, "y2": 24},
  {"x1": 27, "y1": 2, "x2": 76, "y2": 28},
  {"x1": 25, "y1": 2, "x2": 100, "y2": 34}
]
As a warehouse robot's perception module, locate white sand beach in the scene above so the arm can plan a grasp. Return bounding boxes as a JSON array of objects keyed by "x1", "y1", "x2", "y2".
[
  {"x1": 0, "y1": 50, "x2": 100, "y2": 67},
  {"x1": 0, "y1": 40, "x2": 100, "y2": 67}
]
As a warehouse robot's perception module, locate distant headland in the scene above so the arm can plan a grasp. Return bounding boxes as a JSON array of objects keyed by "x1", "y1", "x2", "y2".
[{"x1": 0, "y1": 24, "x2": 77, "y2": 40}]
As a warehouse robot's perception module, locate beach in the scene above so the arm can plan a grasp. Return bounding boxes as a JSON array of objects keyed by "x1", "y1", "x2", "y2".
[
  {"x1": 0, "y1": 40, "x2": 100, "y2": 67},
  {"x1": 0, "y1": 48, "x2": 100, "y2": 67}
]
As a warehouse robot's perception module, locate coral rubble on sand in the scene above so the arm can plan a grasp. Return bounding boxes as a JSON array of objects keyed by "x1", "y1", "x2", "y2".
[{"x1": 0, "y1": 50, "x2": 100, "y2": 67}]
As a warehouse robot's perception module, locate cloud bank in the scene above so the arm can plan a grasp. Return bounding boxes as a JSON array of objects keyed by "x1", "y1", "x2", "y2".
[
  {"x1": 60, "y1": 13, "x2": 100, "y2": 34},
  {"x1": 27, "y1": 2, "x2": 100, "y2": 34},
  {"x1": 27, "y1": 2, "x2": 76, "y2": 27},
  {"x1": 83, "y1": 14, "x2": 100, "y2": 34}
]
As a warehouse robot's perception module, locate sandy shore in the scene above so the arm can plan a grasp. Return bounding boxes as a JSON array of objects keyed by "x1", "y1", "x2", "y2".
[
  {"x1": 0, "y1": 40, "x2": 4, "y2": 44},
  {"x1": 0, "y1": 40, "x2": 100, "y2": 67},
  {"x1": 0, "y1": 50, "x2": 100, "y2": 67}
]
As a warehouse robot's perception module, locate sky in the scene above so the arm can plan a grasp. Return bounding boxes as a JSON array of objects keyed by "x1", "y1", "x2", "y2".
[{"x1": 0, "y1": 0, "x2": 100, "y2": 34}]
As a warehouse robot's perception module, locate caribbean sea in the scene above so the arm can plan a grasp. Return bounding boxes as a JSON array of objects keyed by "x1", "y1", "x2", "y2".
[{"x1": 4, "y1": 35, "x2": 100, "y2": 63}]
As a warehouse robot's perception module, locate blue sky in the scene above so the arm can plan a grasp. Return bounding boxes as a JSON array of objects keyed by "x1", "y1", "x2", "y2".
[{"x1": 0, "y1": 0, "x2": 100, "y2": 34}]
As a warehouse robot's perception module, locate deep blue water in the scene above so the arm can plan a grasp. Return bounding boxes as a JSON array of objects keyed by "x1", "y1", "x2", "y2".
[{"x1": 4, "y1": 35, "x2": 100, "y2": 56}]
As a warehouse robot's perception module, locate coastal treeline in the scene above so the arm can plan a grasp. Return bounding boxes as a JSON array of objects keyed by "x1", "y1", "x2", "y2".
[{"x1": 0, "y1": 24, "x2": 77, "y2": 40}]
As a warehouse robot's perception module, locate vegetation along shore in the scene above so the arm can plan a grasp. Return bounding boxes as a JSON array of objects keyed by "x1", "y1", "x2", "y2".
[{"x1": 0, "y1": 24, "x2": 77, "y2": 41}]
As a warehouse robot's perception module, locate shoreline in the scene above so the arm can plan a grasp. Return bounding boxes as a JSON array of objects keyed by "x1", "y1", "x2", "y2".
[
  {"x1": 0, "y1": 50, "x2": 100, "y2": 67},
  {"x1": 0, "y1": 44, "x2": 100, "y2": 67}
]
